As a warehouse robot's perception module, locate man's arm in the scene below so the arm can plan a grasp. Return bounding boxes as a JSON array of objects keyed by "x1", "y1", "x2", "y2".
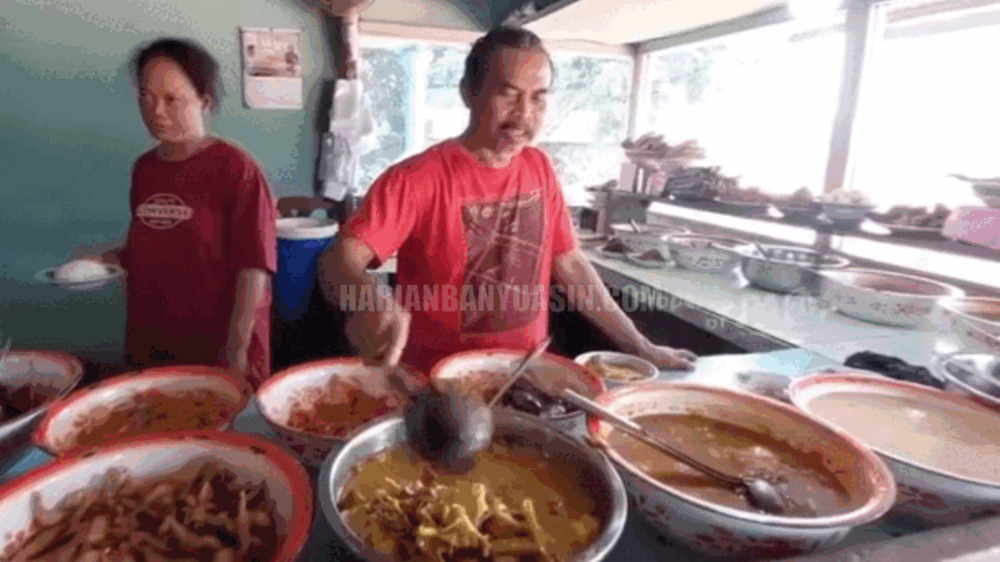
[
  {"x1": 317, "y1": 236, "x2": 411, "y2": 369},
  {"x1": 552, "y1": 248, "x2": 696, "y2": 370}
]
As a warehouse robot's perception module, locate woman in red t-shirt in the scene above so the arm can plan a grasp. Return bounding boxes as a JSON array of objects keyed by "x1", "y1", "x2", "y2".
[{"x1": 94, "y1": 38, "x2": 277, "y2": 389}]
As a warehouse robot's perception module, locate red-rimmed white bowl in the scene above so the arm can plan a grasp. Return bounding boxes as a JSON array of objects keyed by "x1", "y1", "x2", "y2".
[
  {"x1": 255, "y1": 358, "x2": 402, "y2": 469},
  {"x1": 818, "y1": 268, "x2": 964, "y2": 328},
  {"x1": 587, "y1": 382, "x2": 896, "y2": 559},
  {"x1": 940, "y1": 297, "x2": 1000, "y2": 353},
  {"x1": 33, "y1": 365, "x2": 246, "y2": 456},
  {"x1": 0, "y1": 350, "x2": 84, "y2": 473},
  {"x1": 790, "y1": 371, "x2": 1000, "y2": 528},
  {"x1": 430, "y1": 348, "x2": 606, "y2": 437},
  {"x1": 0, "y1": 431, "x2": 313, "y2": 561}
]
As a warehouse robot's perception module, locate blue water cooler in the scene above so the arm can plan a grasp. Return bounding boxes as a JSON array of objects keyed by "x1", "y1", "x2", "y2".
[{"x1": 274, "y1": 217, "x2": 339, "y2": 321}]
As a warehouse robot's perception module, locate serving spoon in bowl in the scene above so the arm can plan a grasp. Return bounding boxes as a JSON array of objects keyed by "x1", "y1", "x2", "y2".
[
  {"x1": 560, "y1": 388, "x2": 789, "y2": 515},
  {"x1": 393, "y1": 338, "x2": 552, "y2": 472}
]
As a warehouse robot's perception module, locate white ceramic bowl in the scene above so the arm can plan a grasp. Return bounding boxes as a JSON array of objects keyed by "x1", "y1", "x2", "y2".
[
  {"x1": 34, "y1": 365, "x2": 246, "y2": 456},
  {"x1": 819, "y1": 268, "x2": 965, "y2": 328},
  {"x1": 791, "y1": 371, "x2": 1000, "y2": 528},
  {"x1": 430, "y1": 348, "x2": 605, "y2": 437},
  {"x1": 0, "y1": 350, "x2": 84, "y2": 473},
  {"x1": 941, "y1": 297, "x2": 1000, "y2": 353},
  {"x1": 587, "y1": 382, "x2": 896, "y2": 559},
  {"x1": 255, "y1": 358, "x2": 402, "y2": 469},
  {"x1": 609, "y1": 223, "x2": 690, "y2": 253},
  {"x1": 665, "y1": 234, "x2": 748, "y2": 274},
  {"x1": 0, "y1": 431, "x2": 313, "y2": 561},
  {"x1": 575, "y1": 351, "x2": 659, "y2": 388}
]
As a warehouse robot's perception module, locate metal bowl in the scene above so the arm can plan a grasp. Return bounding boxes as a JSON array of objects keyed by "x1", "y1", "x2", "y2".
[
  {"x1": 34, "y1": 365, "x2": 245, "y2": 456},
  {"x1": 0, "y1": 431, "x2": 313, "y2": 561},
  {"x1": 819, "y1": 268, "x2": 964, "y2": 328},
  {"x1": 791, "y1": 371, "x2": 1000, "y2": 528},
  {"x1": 0, "y1": 350, "x2": 84, "y2": 474},
  {"x1": 255, "y1": 358, "x2": 402, "y2": 469},
  {"x1": 430, "y1": 348, "x2": 605, "y2": 437},
  {"x1": 319, "y1": 410, "x2": 628, "y2": 562},
  {"x1": 587, "y1": 382, "x2": 896, "y2": 559},
  {"x1": 666, "y1": 234, "x2": 748, "y2": 274},
  {"x1": 940, "y1": 297, "x2": 1000, "y2": 353},
  {"x1": 736, "y1": 243, "x2": 851, "y2": 295},
  {"x1": 930, "y1": 351, "x2": 1000, "y2": 408}
]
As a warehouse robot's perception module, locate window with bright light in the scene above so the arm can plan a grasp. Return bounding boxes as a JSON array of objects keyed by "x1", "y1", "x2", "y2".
[
  {"x1": 848, "y1": 1, "x2": 1000, "y2": 208},
  {"x1": 635, "y1": 22, "x2": 846, "y2": 198},
  {"x1": 357, "y1": 38, "x2": 632, "y2": 204}
]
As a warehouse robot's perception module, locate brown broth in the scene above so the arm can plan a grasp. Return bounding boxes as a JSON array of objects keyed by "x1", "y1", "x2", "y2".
[{"x1": 607, "y1": 414, "x2": 851, "y2": 517}]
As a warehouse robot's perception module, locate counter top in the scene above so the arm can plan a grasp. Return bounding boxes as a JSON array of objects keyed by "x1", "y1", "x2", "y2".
[
  {"x1": 584, "y1": 247, "x2": 966, "y2": 367},
  {"x1": 0, "y1": 349, "x2": 930, "y2": 561}
]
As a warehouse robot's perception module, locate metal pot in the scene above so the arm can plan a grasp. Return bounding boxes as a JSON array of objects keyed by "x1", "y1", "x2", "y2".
[{"x1": 319, "y1": 410, "x2": 629, "y2": 562}]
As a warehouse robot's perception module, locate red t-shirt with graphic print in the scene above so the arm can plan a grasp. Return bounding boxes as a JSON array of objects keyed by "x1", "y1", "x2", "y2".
[
  {"x1": 342, "y1": 140, "x2": 577, "y2": 375},
  {"x1": 121, "y1": 139, "x2": 277, "y2": 388}
]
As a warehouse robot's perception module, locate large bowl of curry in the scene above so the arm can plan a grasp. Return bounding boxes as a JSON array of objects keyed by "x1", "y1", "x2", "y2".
[
  {"x1": 791, "y1": 370, "x2": 1000, "y2": 529},
  {"x1": 255, "y1": 358, "x2": 403, "y2": 469},
  {"x1": 587, "y1": 382, "x2": 896, "y2": 560},
  {"x1": 34, "y1": 365, "x2": 246, "y2": 457},
  {"x1": 320, "y1": 409, "x2": 628, "y2": 561}
]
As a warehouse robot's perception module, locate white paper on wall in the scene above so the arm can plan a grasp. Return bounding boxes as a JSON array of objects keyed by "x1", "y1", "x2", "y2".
[{"x1": 240, "y1": 27, "x2": 303, "y2": 110}]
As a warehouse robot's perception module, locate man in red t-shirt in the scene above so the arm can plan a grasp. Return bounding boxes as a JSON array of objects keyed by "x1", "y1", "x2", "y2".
[{"x1": 320, "y1": 27, "x2": 696, "y2": 380}]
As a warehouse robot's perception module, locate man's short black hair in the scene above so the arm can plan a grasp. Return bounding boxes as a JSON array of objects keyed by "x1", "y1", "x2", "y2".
[{"x1": 460, "y1": 26, "x2": 554, "y2": 98}]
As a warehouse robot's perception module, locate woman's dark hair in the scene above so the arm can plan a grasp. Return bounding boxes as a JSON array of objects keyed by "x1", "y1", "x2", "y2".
[
  {"x1": 130, "y1": 37, "x2": 224, "y2": 112},
  {"x1": 460, "y1": 26, "x2": 554, "y2": 98}
]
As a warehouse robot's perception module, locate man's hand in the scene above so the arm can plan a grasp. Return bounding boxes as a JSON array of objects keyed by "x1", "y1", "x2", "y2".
[
  {"x1": 346, "y1": 300, "x2": 411, "y2": 368},
  {"x1": 638, "y1": 342, "x2": 697, "y2": 371}
]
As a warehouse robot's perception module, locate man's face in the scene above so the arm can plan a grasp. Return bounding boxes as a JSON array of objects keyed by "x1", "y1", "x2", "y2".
[{"x1": 471, "y1": 46, "x2": 552, "y2": 157}]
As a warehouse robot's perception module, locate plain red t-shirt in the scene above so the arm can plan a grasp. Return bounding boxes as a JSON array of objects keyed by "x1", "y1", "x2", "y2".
[
  {"x1": 121, "y1": 139, "x2": 277, "y2": 388},
  {"x1": 342, "y1": 140, "x2": 577, "y2": 374}
]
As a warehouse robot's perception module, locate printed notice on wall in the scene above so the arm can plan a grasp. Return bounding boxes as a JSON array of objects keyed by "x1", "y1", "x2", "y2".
[{"x1": 240, "y1": 27, "x2": 303, "y2": 110}]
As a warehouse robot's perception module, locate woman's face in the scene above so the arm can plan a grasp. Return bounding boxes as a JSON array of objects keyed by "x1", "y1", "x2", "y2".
[{"x1": 138, "y1": 56, "x2": 208, "y2": 143}]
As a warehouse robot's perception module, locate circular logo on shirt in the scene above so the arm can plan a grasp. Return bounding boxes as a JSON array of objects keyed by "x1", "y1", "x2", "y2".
[{"x1": 136, "y1": 193, "x2": 194, "y2": 230}]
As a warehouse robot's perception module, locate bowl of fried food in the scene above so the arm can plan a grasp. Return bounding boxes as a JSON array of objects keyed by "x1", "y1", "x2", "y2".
[
  {"x1": 0, "y1": 350, "x2": 84, "y2": 473},
  {"x1": 34, "y1": 365, "x2": 246, "y2": 457},
  {"x1": 575, "y1": 351, "x2": 659, "y2": 388},
  {"x1": 0, "y1": 431, "x2": 312, "y2": 561},
  {"x1": 431, "y1": 348, "x2": 605, "y2": 437},
  {"x1": 321, "y1": 409, "x2": 628, "y2": 562},
  {"x1": 255, "y1": 358, "x2": 403, "y2": 469},
  {"x1": 868, "y1": 204, "x2": 950, "y2": 240},
  {"x1": 773, "y1": 187, "x2": 823, "y2": 224}
]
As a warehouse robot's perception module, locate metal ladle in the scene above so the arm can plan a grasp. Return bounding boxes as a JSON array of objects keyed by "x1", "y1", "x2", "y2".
[
  {"x1": 560, "y1": 388, "x2": 788, "y2": 515},
  {"x1": 395, "y1": 338, "x2": 552, "y2": 472}
]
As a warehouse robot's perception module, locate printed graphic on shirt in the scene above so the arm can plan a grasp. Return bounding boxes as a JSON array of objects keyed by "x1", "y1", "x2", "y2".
[
  {"x1": 136, "y1": 193, "x2": 194, "y2": 230},
  {"x1": 460, "y1": 191, "x2": 544, "y2": 334}
]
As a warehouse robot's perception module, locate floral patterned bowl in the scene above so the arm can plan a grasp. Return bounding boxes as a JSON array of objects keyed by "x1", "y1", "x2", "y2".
[
  {"x1": 0, "y1": 350, "x2": 84, "y2": 473},
  {"x1": 255, "y1": 358, "x2": 402, "y2": 469},
  {"x1": 609, "y1": 223, "x2": 690, "y2": 254},
  {"x1": 430, "y1": 348, "x2": 605, "y2": 438},
  {"x1": 790, "y1": 371, "x2": 1000, "y2": 530},
  {"x1": 587, "y1": 382, "x2": 896, "y2": 559},
  {"x1": 33, "y1": 365, "x2": 245, "y2": 457},
  {"x1": 818, "y1": 268, "x2": 964, "y2": 328},
  {"x1": 665, "y1": 234, "x2": 749, "y2": 274},
  {"x1": 0, "y1": 431, "x2": 313, "y2": 561},
  {"x1": 940, "y1": 297, "x2": 1000, "y2": 353}
]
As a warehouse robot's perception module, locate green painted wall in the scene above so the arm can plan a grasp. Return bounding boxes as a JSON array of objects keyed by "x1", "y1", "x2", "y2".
[{"x1": 0, "y1": 0, "x2": 338, "y2": 364}]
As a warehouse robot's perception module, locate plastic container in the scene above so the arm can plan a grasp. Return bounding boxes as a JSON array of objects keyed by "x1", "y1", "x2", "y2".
[{"x1": 275, "y1": 217, "x2": 338, "y2": 321}]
